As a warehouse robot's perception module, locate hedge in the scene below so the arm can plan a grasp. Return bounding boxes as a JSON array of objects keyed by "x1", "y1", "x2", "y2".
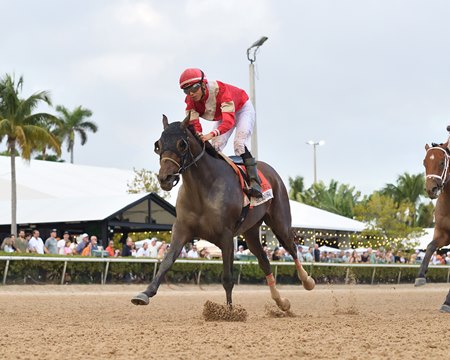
[{"x1": 0, "y1": 255, "x2": 449, "y2": 285}]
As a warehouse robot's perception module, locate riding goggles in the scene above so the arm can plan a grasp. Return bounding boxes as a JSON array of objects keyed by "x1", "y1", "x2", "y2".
[{"x1": 183, "y1": 82, "x2": 202, "y2": 95}]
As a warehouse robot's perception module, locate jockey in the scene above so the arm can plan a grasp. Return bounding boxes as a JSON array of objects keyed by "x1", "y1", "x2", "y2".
[{"x1": 179, "y1": 68, "x2": 262, "y2": 198}]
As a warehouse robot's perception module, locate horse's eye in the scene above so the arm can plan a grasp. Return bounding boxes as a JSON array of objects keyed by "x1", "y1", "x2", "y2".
[
  {"x1": 177, "y1": 139, "x2": 188, "y2": 153},
  {"x1": 154, "y1": 140, "x2": 161, "y2": 154}
]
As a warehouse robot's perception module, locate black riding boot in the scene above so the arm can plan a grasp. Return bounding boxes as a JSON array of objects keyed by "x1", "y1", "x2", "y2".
[{"x1": 241, "y1": 147, "x2": 263, "y2": 198}]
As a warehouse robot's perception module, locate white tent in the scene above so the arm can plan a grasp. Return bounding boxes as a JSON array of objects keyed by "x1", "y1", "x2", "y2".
[{"x1": 289, "y1": 200, "x2": 366, "y2": 232}]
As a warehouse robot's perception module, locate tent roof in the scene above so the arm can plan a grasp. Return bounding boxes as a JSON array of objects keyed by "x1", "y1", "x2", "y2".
[
  {"x1": 0, "y1": 155, "x2": 133, "y2": 201},
  {"x1": 289, "y1": 200, "x2": 366, "y2": 232},
  {"x1": 0, "y1": 156, "x2": 176, "y2": 226}
]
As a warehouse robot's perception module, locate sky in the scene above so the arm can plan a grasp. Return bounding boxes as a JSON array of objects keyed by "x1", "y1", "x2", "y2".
[{"x1": 1, "y1": 0, "x2": 450, "y2": 196}]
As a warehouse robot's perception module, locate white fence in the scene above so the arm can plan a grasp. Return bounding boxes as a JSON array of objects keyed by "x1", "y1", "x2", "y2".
[{"x1": 1, "y1": 256, "x2": 449, "y2": 286}]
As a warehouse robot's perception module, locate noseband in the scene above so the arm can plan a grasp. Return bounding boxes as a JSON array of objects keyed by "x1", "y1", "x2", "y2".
[
  {"x1": 426, "y1": 146, "x2": 450, "y2": 188},
  {"x1": 160, "y1": 134, "x2": 206, "y2": 184}
]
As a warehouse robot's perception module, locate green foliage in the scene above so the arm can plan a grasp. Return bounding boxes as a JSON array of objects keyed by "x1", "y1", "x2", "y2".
[
  {"x1": 288, "y1": 176, "x2": 305, "y2": 202},
  {"x1": 1, "y1": 256, "x2": 448, "y2": 285},
  {"x1": 127, "y1": 168, "x2": 170, "y2": 199},
  {"x1": 55, "y1": 104, "x2": 97, "y2": 164}
]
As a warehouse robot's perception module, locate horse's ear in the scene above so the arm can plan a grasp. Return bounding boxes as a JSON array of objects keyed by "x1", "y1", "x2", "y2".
[
  {"x1": 425, "y1": 144, "x2": 430, "y2": 150},
  {"x1": 162, "y1": 114, "x2": 169, "y2": 129},
  {"x1": 180, "y1": 111, "x2": 190, "y2": 129}
]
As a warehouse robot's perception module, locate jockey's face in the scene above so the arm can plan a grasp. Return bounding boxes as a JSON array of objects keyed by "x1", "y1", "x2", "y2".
[{"x1": 186, "y1": 83, "x2": 203, "y2": 102}]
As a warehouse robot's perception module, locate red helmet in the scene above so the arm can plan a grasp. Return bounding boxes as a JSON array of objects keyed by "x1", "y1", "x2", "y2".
[{"x1": 179, "y1": 68, "x2": 206, "y2": 89}]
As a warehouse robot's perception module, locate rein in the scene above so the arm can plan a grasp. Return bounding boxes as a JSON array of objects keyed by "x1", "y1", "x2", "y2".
[{"x1": 426, "y1": 146, "x2": 450, "y2": 187}]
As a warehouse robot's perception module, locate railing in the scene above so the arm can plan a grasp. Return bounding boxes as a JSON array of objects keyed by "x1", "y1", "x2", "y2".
[{"x1": 1, "y1": 256, "x2": 449, "y2": 286}]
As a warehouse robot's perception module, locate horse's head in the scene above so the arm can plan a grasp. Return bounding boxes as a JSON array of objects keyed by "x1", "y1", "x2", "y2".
[
  {"x1": 423, "y1": 142, "x2": 450, "y2": 199},
  {"x1": 154, "y1": 114, "x2": 202, "y2": 191}
]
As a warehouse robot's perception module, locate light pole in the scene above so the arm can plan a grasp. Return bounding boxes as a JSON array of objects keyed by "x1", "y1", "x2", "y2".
[
  {"x1": 247, "y1": 36, "x2": 268, "y2": 159},
  {"x1": 306, "y1": 140, "x2": 325, "y2": 184}
]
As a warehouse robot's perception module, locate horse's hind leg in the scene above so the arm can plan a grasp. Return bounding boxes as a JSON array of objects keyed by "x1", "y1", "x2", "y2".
[
  {"x1": 265, "y1": 216, "x2": 315, "y2": 290},
  {"x1": 415, "y1": 239, "x2": 437, "y2": 286},
  {"x1": 244, "y1": 225, "x2": 290, "y2": 311},
  {"x1": 440, "y1": 290, "x2": 450, "y2": 313}
]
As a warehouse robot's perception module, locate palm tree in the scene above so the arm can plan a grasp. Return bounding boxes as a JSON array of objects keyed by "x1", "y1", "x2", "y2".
[
  {"x1": 0, "y1": 74, "x2": 61, "y2": 235},
  {"x1": 55, "y1": 105, "x2": 97, "y2": 163}
]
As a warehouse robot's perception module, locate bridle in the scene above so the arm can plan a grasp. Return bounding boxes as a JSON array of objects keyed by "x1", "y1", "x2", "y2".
[
  {"x1": 426, "y1": 146, "x2": 450, "y2": 188},
  {"x1": 159, "y1": 133, "x2": 206, "y2": 186}
]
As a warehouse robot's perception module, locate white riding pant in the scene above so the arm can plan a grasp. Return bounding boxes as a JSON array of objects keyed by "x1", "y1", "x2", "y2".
[{"x1": 211, "y1": 100, "x2": 255, "y2": 156}]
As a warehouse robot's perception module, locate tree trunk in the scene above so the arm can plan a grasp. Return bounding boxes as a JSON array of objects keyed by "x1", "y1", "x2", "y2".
[
  {"x1": 70, "y1": 144, "x2": 74, "y2": 164},
  {"x1": 9, "y1": 140, "x2": 17, "y2": 236}
]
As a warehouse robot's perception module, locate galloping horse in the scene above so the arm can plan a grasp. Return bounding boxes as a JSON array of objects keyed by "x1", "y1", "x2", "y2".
[
  {"x1": 131, "y1": 115, "x2": 315, "y2": 311},
  {"x1": 417, "y1": 137, "x2": 450, "y2": 313}
]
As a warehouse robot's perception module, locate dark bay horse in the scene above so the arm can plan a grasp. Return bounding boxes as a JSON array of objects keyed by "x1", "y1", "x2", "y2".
[
  {"x1": 417, "y1": 140, "x2": 450, "y2": 313},
  {"x1": 131, "y1": 115, "x2": 315, "y2": 310}
]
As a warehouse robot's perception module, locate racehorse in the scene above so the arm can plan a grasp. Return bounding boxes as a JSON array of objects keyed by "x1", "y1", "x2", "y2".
[
  {"x1": 131, "y1": 115, "x2": 315, "y2": 311},
  {"x1": 416, "y1": 138, "x2": 450, "y2": 313}
]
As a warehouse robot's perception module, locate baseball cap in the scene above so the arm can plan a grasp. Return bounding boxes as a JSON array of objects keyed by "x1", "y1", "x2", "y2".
[
  {"x1": 51, "y1": 229, "x2": 57, "y2": 232},
  {"x1": 63, "y1": 231, "x2": 69, "y2": 235}
]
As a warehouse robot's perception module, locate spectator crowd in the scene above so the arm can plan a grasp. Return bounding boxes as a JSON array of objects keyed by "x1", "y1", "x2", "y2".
[{"x1": 2, "y1": 230, "x2": 450, "y2": 266}]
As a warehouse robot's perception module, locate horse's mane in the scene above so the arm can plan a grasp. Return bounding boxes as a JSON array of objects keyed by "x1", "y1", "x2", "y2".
[
  {"x1": 431, "y1": 142, "x2": 450, "y2": 155},
  {"x1": 187, "y1": 124, "x2": 221, "y2": 159}
]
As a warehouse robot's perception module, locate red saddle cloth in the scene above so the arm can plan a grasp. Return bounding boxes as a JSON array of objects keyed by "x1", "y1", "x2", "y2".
[{"x1": 218, "y1": 152, "x2": 273, "y2": 207}]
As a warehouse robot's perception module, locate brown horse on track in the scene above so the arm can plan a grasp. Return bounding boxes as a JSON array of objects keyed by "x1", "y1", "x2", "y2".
[
  {"x1": 417, "y1": 138, "x2": 450, "y2": 313},
  {"x1": 131, "y1": 115, "x2": 315, "y2": 310}
]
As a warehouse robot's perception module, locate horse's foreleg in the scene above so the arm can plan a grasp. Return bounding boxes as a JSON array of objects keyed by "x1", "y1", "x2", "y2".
[
  {"x1": 266, "y1": 274, "x2": 291, "y2": 311},
  {"x1": 131, "y1": 225, "x2": 190, "y2": 305},
  {"x1": 294, "y1": 259, "x2": 315, "y2": 290},
  {"x1": 415, "y1": 240, "x2": 437, "y2": 286},
  {"x1": 220, "y1": 235, "x2": 235, "y2": 306}
]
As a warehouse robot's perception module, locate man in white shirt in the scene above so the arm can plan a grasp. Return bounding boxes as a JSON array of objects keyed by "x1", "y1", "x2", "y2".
[
  {"x1": 187, "y1": 244, "x2": 199, "y2": 258},
  {"x1": 136, "y1": 242, "x2": 150, "y2": 257},
  {"x1": 148, "y1": 237, "x2": 162, "y2": 258},
  {"x1": 28, "y1": 230, "x2": 44, "y2": 254},
  {"x1": 57, "y1": 231, "x2": 69, "y2": 255}
]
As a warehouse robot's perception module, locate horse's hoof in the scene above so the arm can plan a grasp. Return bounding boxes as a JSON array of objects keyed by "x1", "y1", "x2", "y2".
[
  {"x1": 131, "y1": 293, "x2": 149, "y2": 306},
  {"x1": 276, "y1": 298, "x2": 291, "y2": 312},
  {"x1": 440, "y1": 304, "x2": 450, "y2": 313},
  {"x1": 414, "y1": 278, "x2": 426, "y2": 287},
  {"x1": 303, "y1": 276, "x2": 315, "y2": 291}
]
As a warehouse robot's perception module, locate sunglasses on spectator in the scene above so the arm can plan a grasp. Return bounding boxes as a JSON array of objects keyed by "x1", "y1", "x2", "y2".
[{"x1": 183, "y1": 82, "x2": 202, "y2": 94}]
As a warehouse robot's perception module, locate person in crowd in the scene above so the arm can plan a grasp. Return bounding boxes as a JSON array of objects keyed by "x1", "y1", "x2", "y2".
[
  {"x1": 122, "y1": 237, "x2": 134, "y2": 257},
  {"x1": 296, "y1": 245, "x2": 305, "y2": 262},
  {"x1": 360, "y1": 251, "x2": 369, "y2": 263},
  {"x1": 367, "y1": 248, "x2": 376, "y2": 263},
  {"x1": 136, "y1": 242, "x2": 150, "y2": 257},
  {"x1": 64, "y1": 239, "x2": 73, "y2": 255},
  {"x1": 74, "y1": 233, "x2": 89, "y2": 255},
  {"x1": 445, "y1": 252, "x2": 450, "y2": 265},
  {"x1": 105, "y1": 240, "x2": 119, "y2": 257},
  {"x1": 81, "y1": 236, "x2": 98, "y2": 256},
  {"x1": 272, "y1": 247, "x2": 281, "y2": 261},
  {"x1": 28, "y1": 230, "x2": 44, "y2": 254},
  {"x1": 304, "y1": 247, "x2": 314, "y2": 262},
  {"x1": 15, "y1": 230, "x2": 28, "y2": 253},
  {"x1": 348, "y1": 250, "x2": 360, "y2": 263},
  {"x1": 236, "y1": 245, "x2": 245, "y2": 255},
  {"x1": 187, "y1": 244, "x2": 199, "y2": 258},
  {"x1": 1, "y1": 237, "x2": 16, "y2": 253},
  {"x1": 157, "y1": 243, "x2": 168, "y2": 259},
  {"x1": 57, "y1": 231, "x2": 69, "y2": 255},
  {"x1": 44, "y1": 229, "x2": 58, "y2": 254},
  {"x1": 199, "y1": 247, "x2": 211, "y2": 259},
  {"x1": 178, "y1": 68, "x2": 262, "y2": 197},
  {"x1": 148, "y1": 237, "x2": 162, "y2": 258},
  {"x1": 313, "y1": 243, "x2": 320, "y2": 262}
]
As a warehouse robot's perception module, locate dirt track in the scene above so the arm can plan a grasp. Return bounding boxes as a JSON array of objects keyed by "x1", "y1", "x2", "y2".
[{"x1": 0, "y1": 283, "x2": 448, "y2": 360}]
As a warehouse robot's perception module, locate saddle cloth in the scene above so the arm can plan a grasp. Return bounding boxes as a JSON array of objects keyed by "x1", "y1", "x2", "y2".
[{"x1": 218, "y1": 152, "x2": 273, "y2": 207}]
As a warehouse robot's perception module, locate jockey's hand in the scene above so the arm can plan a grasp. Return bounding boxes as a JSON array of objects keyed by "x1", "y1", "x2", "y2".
[{"x1": 201, "y1": 133, "x2": 214, "y2": 142}]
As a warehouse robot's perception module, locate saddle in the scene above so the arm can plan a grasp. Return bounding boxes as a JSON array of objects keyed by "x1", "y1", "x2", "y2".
[{"x1": 218, "y1": 153, "x2": 273, "y2": 207}]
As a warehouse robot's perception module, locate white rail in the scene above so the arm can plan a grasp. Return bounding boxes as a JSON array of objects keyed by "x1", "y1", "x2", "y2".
[{"x1": 1, "y1": 256, "x2": 449, "y2": 285}]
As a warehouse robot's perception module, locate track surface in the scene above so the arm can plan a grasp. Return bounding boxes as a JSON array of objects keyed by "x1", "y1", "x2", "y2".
[{"x1": 0, "y1": 283, "x2": 448, "y2": 359}]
